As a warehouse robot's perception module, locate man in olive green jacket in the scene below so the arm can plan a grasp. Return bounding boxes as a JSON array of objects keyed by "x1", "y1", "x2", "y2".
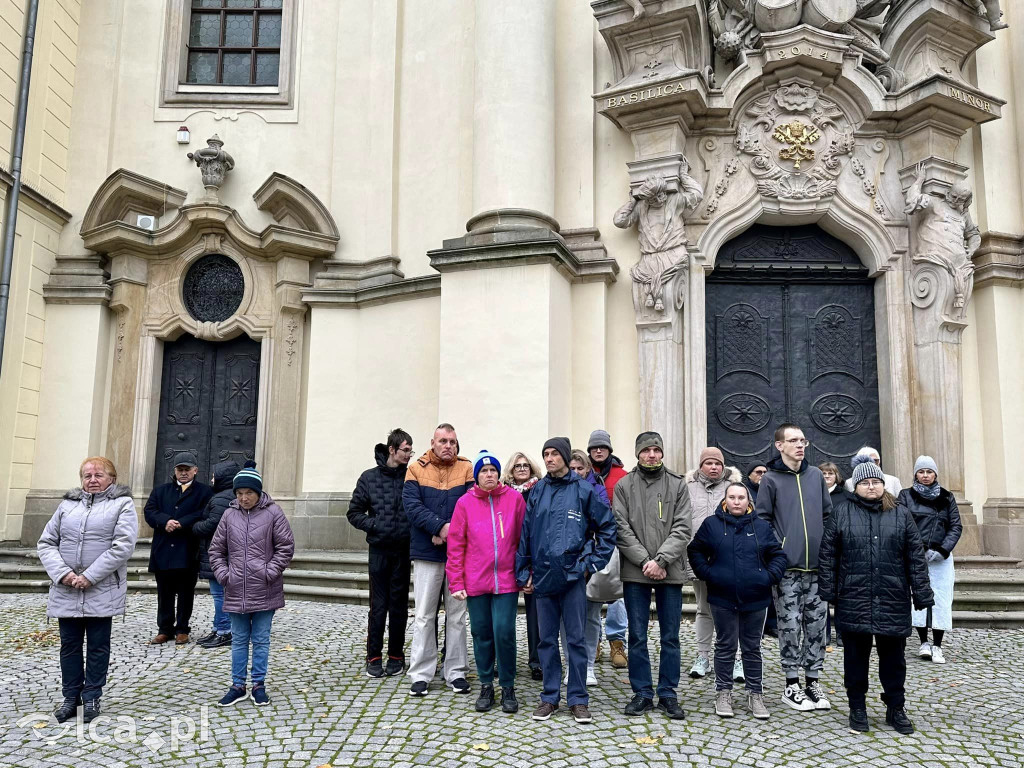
[{"x1": 612, "y1": 431, "x2": 691, "y2": 721}]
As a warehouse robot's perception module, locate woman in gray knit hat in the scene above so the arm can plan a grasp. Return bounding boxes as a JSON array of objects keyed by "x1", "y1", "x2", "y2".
[{"x1": 896, "y1": 456, "x2": 962, "y2": 665}]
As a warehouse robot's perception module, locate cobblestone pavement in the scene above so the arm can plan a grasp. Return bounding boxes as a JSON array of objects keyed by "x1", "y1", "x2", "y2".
[{"x1": 0, "y1": 593, "x2": 1021, "y2": 768}]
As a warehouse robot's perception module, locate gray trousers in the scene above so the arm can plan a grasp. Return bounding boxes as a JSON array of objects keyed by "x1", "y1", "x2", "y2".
[{"x1": 408, "y1": 560, "x2": 468, "y2": 684}]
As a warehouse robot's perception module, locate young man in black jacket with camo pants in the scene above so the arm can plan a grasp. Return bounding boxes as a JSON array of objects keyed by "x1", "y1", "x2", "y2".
[{"x1": 347, "y1": 429, "x2": 414, "y2": 678}]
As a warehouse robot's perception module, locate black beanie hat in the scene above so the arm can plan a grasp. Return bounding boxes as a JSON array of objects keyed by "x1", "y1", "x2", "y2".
[{"x1": 542, "y1": 437, "x2": 571, "y2": 468}]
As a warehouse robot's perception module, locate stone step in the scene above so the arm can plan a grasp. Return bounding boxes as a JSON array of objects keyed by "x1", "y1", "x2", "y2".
[{"x1": 955, "y1": 555, "x2": 1022, "y2": 569}]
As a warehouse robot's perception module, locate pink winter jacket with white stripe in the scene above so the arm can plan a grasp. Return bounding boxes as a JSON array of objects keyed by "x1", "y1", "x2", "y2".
[{"x1": 446, "y1": 483, "x2": 526, "y2": 597}]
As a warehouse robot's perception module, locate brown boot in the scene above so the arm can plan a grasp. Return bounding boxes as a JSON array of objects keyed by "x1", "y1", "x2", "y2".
[
  {"x1": 609, "y1": 639, "x2": 628, "y2": 669},
  {"x1": 595, "y1": 642, "x2": 604, "y2": 663},
  {"x1": 175, "y1": 633, "x2": 190, "y2": 645},
  {"x1": 149, "y1": 633, "x2": 173, "y2": 645}
]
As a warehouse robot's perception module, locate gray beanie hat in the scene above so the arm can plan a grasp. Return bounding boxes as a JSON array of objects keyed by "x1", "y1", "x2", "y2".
[
  {"x1": 587, "y1": 429, "x2": 612, "y2": 452},
  {"x1": 542, "y1": 437, "x2": 572, "y2": 467},
  {"x1": 914, "y1": 455, "x2": 938, "y2": 476},
  {"x1": 852, "y1": 461, "x2": 885, "y2": 487}
]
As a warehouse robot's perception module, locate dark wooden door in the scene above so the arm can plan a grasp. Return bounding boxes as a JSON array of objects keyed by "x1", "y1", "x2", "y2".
[
  {"x1": 153, "y1": 334, "x2": 260, "y2": 485},
  {"x1": 706, "y1": 226, "x2": 881, "y2": 470}
]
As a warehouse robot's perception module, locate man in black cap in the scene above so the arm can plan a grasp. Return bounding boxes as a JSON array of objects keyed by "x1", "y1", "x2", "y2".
[
  {"x1": 516, "y1": 437, "x2": 617, "y2": 724},
  {"x1": 144, "y1": 452, "x2": 213, "y2": 645}
]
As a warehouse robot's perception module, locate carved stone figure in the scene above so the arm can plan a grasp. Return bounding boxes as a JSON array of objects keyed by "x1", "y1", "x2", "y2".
[
  {"x1": 614, "y1": 166, "x2": 704, "y2": 314},
  {"x1": 966, "y1": 0, "x2": 1008, "y2": 31},
  {"x1": 187, "y1": 134, "x2": 235, "y2": 193},
  {"x1": 904, "y1": 163, "x2": 981, "y2": 319},
  {"x1": 708, "y1": 0, "x2": 758, "y2": 61}
]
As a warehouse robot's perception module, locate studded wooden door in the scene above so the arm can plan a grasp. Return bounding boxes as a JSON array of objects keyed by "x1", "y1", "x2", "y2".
[
  {"x1": 153, "y1": 334, "x2": 260, "y2": 485},
  {"x1": 705, "y1": 225, "x2": 881, "y2": 470}
]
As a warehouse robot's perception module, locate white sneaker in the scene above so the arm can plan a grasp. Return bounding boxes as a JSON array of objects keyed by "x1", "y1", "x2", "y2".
[
  {"x1": 918, "y1": 642, "x2": 932, "y2": 659},
  {"x1": 782, "y1": 684, "x2": 815, "y2": 712},
  {"x1": 930, "y1": 646, "x2": 946, "y2": 664},
  {"x1": 732, "y1": 659, "x2": 745, "y2": 683},
  {"x1": 804, "y1": 679, "x2": 832, "y2": 710},
  {"x1": 689, "y1": 654, "x2": 711, "y2": 679},
  {"x1": 586, "y1": 666, "x2": 598, "y2": 686}
]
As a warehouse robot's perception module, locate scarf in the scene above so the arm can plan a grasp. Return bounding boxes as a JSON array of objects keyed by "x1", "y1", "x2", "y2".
[
  {"x1": 696, "y1": 469, "x2": 720, "y2": 486},
  {"x1": 638, "y1": 462, "x2": 663, "y2": 476},
  {"x1": 913, "y1": 481, "x2": 941, "y2": 500},
  {"x1": 509, "y1": 477, "x2": 539, "y2": 495}
]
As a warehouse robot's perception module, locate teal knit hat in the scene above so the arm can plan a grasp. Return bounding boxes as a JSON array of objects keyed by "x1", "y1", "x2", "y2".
[
  {"x1": 233, "y1": 461, "x2": 263, "y2": 494},
  {"x1": 473, "y1": 450, "x2": 501, "y2": 483}
]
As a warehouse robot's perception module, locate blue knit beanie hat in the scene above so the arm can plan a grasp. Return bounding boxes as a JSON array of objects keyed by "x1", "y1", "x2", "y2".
[
  {"x1": 473, "y1": 450, "x2": 501, "y2": 483},
  {"x1": 233, "y1": 460, "x2": 263, "y2": 494}
]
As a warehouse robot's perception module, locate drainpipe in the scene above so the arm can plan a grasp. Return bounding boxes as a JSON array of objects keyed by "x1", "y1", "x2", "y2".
[{"x1": 0, "y1": 0, "x2": 40, "y2": 382}]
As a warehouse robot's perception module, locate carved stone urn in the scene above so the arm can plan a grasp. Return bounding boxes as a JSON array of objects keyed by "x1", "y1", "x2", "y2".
[{"x1": 187, "y1": 134, "x2": 235, "y2": 197}]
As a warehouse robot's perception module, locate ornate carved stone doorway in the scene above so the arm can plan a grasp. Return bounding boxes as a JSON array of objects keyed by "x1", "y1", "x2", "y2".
[
  {"x1": 705, "y1": 226, "x2": 881, "y2": 468},
  {"x1": 153, "y1": 333, "x2": 260, "y2": 485}
]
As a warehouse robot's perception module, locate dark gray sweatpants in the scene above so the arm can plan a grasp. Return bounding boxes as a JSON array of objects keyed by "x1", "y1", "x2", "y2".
[{"x1": 710, "y1": 605, "x2": 768, "y2": 693}]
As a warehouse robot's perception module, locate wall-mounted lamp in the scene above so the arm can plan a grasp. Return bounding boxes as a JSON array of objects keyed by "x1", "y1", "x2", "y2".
[{"x1": 176, "y1": 126, "x2": 191, "y2": 145}]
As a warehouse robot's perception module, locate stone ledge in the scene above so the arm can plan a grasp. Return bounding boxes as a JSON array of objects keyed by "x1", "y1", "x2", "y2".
[
  {"x1": 974, "y1": 231, "x2": 1024, "y2": 288},
  {"x1": 302, "y1": 255, "x2": 441, "y2": 309}
]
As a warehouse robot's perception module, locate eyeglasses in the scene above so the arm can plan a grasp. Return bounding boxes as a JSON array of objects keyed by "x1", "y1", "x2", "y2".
[
  {"x1": 783, "y1": 438, "x2": 810, "y2": 447},
  {"x1": 513, "y1": 463, "x2": 531, "y2": 471},
  {"x1": 751, "y1": 469, "x2": 766, "y2": 476},
  {"x1": 858, "y1": 479, "x2": 884, "y2": 487}
]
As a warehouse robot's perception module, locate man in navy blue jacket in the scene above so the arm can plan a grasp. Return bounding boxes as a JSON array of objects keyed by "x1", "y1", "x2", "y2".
[
  {"x1": 403, "y1": 424, "x2": 474, "y2": 697},
  {"x1": 516, "y1": 437, "x2": 616, "y2": 724},
  {"x1": 144, "y1": 452, "x2": 213, "y2": 645}
]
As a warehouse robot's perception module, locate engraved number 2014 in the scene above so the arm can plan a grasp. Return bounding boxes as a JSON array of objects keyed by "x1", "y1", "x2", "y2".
[{"x1": 776, "y1": 47, "x2": 829, "y2": 59}]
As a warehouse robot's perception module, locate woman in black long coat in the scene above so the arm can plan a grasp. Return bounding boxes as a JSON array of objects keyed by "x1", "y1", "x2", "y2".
[{"x1": 818, "y1": 462, "x2": 933, "y2": 736}]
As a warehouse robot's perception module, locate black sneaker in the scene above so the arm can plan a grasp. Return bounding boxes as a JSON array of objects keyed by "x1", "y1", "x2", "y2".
[
  {"x1": 530, "y1": 667, "x2": 543, "y2": 681},
  {"x1": 82, "y1": 699, "x2": 101, "y2": 724},
  {"x1": 366, "y1": 658, "x2": 385, "y2": 678},
  {"x1": 218, "y1": 685, "x2": 248, "y2": 707},
  {"x1": 53, "y1": 698, "x2": 80, "y2": 724},
  {"x1": 475, "y1": 685, "x2": 495, "y2": 712},
  {"x1": 624, "y1": 694, "x2": 654, "y2": 716},
  {"x1": 500, "y1": 687, "x2": 519, "y2": 714},
  {"x1": 385, "y1": 657, "x2": 405, "y2": 677},
  {"x1": 195, "y1": 631, "x2": 217, "y2": 645},
  {"x1": 849, "y1": 708, "x2": 870, "y2": 733},
  {"x1": 885, "y1": 706, "x2": 915, "y2": 735},
  {"x1": 251, "y1": 684, "x2": 270, "y2": 707},
  {"x1": 804, "y1": 679, "x2": 831, "y2": 710},
  {"x1": 409, "y1": 681, "x2": 429, "y2": 697},
  {"x1": 450, "y1": 678, "x2": 471, "y2": 694},
  {"x1": 202, "y1": 633, "x2": 232, "y2": 649},
  {"x1": 657, "y1": 698, "x2": 686, "y2": 720}
]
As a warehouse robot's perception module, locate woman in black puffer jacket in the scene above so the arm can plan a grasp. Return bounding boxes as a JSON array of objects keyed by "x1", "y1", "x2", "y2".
[
  {"x1": 897, "y1": 455, "x2": 961, "y2": 666},
  {"x1": 818, "y1": 462, "x2": 933, "y2": 736},
  {"x1": 192, "y1": 460, "x2": 240, "y2": 648}
]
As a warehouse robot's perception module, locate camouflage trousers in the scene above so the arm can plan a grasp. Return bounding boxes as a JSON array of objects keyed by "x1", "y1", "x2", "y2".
[{"x1": 772, "y1": 570, "x2": 828, "y2": 678}]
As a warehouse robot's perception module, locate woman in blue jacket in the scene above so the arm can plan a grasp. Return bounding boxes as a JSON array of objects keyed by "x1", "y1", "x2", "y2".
[{"x1": 687, "y1": 482, "x2": 787, "y2": 721}]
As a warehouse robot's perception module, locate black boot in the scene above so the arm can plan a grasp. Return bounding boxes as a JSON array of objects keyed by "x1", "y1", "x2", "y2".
[
  {"x1": 500, "y1": 687, "x2": 519, "y2": 714},
  {"x1": 83, "y1": 699, "x2": 101, "y2": 724},
  {"x1": 885, "y1": 706, "x2": 914, "y2": 735},
  {"x1": 475, "y1": 685, "x2": 495, "y2": 712},
  {"x1": 53, "y1": 698, "x2": 80, "y2": 724},
  {"x1": 848, "y1": 708, "x2": 870, "y2": 733}
]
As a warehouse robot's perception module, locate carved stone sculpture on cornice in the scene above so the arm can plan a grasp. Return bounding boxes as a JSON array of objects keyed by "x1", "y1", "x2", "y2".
[
  {"x1": 613, "y1": 160, "x2": 704, "y2": 319},
  {"x1": 965, "y1": 0, "x2": 1007, "y2": 31},
  {"x1": 903, "y1": 162, "x2": 981, "y2": 325},
  {"x1": 187, "y1": 135, "x2": 235, "y2": 199}
]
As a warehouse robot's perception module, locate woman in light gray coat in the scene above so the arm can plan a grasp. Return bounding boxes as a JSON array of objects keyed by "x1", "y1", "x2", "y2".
[{"x1": 37, "y1": 457, "x2": 138, "y2": 724}]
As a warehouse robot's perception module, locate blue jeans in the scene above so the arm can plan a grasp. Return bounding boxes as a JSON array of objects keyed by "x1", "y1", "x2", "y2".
[
  {"x1": 536, "y1": 578, "x2": 588, "y2": 706},
  {"x1": 208, "y1": 578, "x2": 231, "y2": 635},
  {"x1": 229, "y1": 610, "x2": 275, "y2": 686},
  {"x1": 605, "y1": 598, "x2": 627, "y2": 641},
  {"x1": 623, "y1": 581, "x2": 683, "y2": 700}
]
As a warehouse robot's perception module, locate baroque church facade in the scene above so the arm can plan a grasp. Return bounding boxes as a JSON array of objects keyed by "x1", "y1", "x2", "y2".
[{"x1": 1, "y1": 0, "x2": 1022, "y2": 557}]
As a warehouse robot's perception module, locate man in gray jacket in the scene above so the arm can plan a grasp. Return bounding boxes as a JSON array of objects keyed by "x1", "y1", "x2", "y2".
[
  {"x1": 613, "y1": 431, "x2": 691, "y2": 721},
  {"x1": 755, "y1": 423, "x2": 833, "y2": 713}
]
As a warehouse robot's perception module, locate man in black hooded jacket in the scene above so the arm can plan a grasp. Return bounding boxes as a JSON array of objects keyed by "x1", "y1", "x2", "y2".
[
  {"x1": 193, "y1": 460, "x2": 240, "y2": 648},
  {"x1": 348, "y1": 429, "x2": 414, "y2": 678}
]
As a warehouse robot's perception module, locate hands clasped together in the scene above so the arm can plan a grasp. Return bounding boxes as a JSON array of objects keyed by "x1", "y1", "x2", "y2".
[{"x1": 60, "y1": 572, "x2": 93, "y2": 590}]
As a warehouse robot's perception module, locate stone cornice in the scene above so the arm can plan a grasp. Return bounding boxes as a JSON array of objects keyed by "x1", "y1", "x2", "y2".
[
  {"x1": 81, "y1": 203, "x2": 339, "y2": 261},
  {"x1": 974, "y1": 231, "x2": 1024, "y2": 288},
  {"x1": 0, "y1": 166, "x2": 72, "y2": 222},
  {"x1": 80, "y1": 169, "x2": 186, "y2": 232},
  {"x1": 302, "y1": 257, "x2": 440, "y2": 308},
  {"x1": 42, "y1": 254, "x2": 112, "y2": 305},
  {"x1": 428, "y1": 225, "x2": 619, "y2": 285}
]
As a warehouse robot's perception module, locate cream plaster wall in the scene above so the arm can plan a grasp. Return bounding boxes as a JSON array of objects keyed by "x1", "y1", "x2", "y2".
[{"x1": 301, "y1": 295, "x2": 440, "y2": 494}]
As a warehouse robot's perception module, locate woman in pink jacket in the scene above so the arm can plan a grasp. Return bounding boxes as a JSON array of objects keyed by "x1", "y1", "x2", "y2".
[{"x1": 447, "y1": 450, "x2": 526, "y2": 714}]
